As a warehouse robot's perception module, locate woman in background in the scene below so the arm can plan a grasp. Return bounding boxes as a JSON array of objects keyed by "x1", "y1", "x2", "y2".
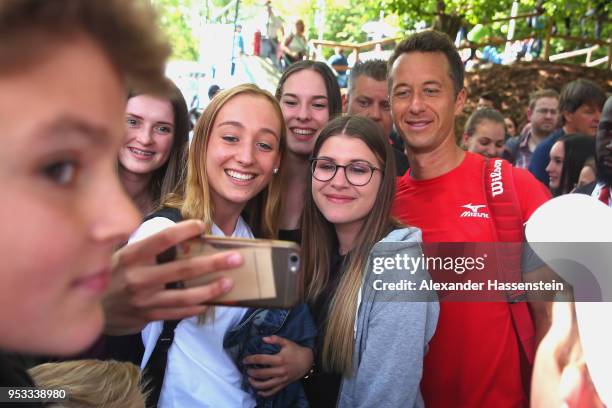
[
  {"x1": 504, "y1": 115, "x2": 518, "y2": 138},
  {"x1": 118, "y1": 80, "x2": 189, "y2": 215},
  {"x1": 281, "y1": 19, "x2": 309, "y2": 67},
  {"x1": 273, "y1": 60, "x2": 342, "y2": 237},
  {"x1": 462, "y1": 108, "x2": 506, "y2": 158},
  {"x1": 546, "y1": 133, "x2": 595, "y2": 196}
]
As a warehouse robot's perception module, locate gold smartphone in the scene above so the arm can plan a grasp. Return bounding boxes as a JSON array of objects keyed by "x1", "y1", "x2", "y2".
[{"x1": 157, "y1": 235, "x2": 302, "y2": 308}]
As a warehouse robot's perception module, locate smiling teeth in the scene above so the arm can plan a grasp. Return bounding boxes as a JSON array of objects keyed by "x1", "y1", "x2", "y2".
[
  {"x1": 292, "y1": 128, "x2": 314, "y2": 135},
  {"x1": 226, "y1": 170, "x2": 255, "y2": 180},
  {"x1": 129, "y1": 147, "x2": 154, "y2": 156}
]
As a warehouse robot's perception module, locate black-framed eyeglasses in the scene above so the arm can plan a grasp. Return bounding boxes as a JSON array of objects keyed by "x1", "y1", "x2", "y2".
[{"x1": 310, "y1": 158, "x2": 381, "y2": 186}]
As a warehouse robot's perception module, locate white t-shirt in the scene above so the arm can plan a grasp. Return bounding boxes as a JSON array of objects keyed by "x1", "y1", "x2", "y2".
[{"x1": 129, "y1": 215, "x2": 256, "y2": 408}]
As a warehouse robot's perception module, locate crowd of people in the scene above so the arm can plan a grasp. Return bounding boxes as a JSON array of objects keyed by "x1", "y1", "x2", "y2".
[
  {"x1": 1, "y1": 1, "x2": 611, "y2": 408},
  {"x1": 464, "y1": 79, "x2": 607, "y2": 201}
]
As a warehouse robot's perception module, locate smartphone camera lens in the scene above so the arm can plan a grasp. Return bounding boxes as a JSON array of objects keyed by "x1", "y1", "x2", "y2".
[{"x1": 289, "y1": 253, "x2": 300, "y2": 273}]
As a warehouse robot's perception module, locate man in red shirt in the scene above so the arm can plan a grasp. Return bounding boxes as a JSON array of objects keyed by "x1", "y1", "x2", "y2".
[{"x1": 388, "y1": 31, "x2": 552, "y2": 407}]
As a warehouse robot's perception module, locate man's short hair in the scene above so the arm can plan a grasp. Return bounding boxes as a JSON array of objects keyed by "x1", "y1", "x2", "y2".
[
  {"x1": 388, "y1": 30, "x2": 464, "y2": 96},
  {"x1": 479, "y1": 91, "x2": 499, "y2": 109},
  {"x1": 208, "y1": 84, "x2": 221, "y2": 100},
  {"x1": 559, "y1": 79, "x2": 606, "y2": 118},
  {"x1": 348, "y1": 60, "x2": 387, "y2": 93},
  {"x1": 0, "y1": 0, "x2": 171, "y2": 95},
  {"x1": 528, "y1": 89, "x2": 560, "y2": 111}
]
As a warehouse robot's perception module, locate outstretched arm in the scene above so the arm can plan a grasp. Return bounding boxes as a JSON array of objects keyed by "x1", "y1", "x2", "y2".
[{"x1": 103, "y1": 220, "x2": 240, "y2": 335}]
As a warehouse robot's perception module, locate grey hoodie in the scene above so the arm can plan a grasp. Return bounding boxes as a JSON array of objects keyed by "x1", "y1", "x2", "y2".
[{"x1": 337, "y1": 227, "x2": 439, "y2": 408}]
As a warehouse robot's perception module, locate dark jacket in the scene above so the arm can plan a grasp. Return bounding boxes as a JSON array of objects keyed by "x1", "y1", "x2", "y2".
[
  {"x1": 528, "y1": 128, "x2": 565, "y2": 185},
  {"x1": 224, "y1": 305, "x2": 317, "y2": 408}
]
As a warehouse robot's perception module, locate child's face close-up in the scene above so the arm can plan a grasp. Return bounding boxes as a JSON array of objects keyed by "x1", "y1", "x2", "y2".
[
  {"x1": 206, "y1": 94, "x2": 282, "y2": 211},
  {"x1": 0, "y1": 34, "x2": 140, "y2": 355}
]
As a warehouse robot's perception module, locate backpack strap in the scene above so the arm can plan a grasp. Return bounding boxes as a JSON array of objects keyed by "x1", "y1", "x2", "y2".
[
  {"x1": 143, "y1": 320, "x2": 180, "y2": 408},
  {"x1": 483, "y1": 158, "x2": 535, "y2": 367},
  {"x1": 141, "y1": 207, "x2": 183, "y2": 407}
]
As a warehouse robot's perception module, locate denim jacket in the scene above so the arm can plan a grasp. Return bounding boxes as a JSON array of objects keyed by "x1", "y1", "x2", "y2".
[{"x1": 224, "y1": 304, "x2": 317, "y2": 408}]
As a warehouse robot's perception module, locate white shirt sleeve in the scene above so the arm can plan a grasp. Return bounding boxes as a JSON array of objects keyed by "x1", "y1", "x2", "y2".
[{"x1": 128, "y1": 217, "x2": 178, "y2": 244}]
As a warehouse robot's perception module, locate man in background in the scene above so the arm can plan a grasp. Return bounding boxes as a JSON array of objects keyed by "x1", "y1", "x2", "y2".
[
  {"x1": 261, "y1": 0, "x2": 283, "y2": 69},
  {"x1": 505, "y1": 89, "x2": 559, "y2": 168},
  {"x1": 477, "y1": 91, "x2": 499, "y2": 110},
  {"x1": 529, "y1": 78, "x2": 605, "y2": 185},
  {"x1": 576, "y1": 95, "x2": 612, "y2": 204},
  {"x1": 345, "y1": 60, "x2": 409, "y2": 175}
]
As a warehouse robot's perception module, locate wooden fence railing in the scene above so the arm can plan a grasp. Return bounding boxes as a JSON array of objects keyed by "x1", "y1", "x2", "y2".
[
  {"x1": 311, "y1": 14, "x2": 611, "y2": 70},
  {"x1": 311, "y1": 37, "x2": 397, "y2": 62}
]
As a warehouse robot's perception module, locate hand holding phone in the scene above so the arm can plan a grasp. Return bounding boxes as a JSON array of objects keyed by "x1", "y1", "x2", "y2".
[
  {"x1": 157, "y1": 235, "x2": 302, "y2": 308},
  {"x1": 104, "y1": 220, "x2": 238, "y2": 335}
]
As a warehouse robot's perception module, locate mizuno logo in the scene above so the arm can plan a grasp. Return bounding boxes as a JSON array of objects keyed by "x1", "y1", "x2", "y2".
[
  {"x1": 460, "y1": 203, "x2": 490, "y2": 218},
  {"x1": 462, "y1": 204, "x2": 485, "y2": 213}
]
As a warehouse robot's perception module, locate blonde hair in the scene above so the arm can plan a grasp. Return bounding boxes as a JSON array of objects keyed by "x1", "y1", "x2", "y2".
[
  {"x1": 164, "y1": 83, "x2": 286, "y2": 239},
  {"x1": 163, "y1": 84, "x2": 286, "y2": 322},
  {"x1": 28, "y1": 360, "x2": 147, "y2": 408},
  {"x1": 302, "y1": 115, "x2": 401, "y2": 374}
]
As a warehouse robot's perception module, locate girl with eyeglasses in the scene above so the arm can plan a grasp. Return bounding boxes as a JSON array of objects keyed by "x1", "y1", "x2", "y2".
[{"x1": 302, "y1": 115, "x2": 439, "y2": 407}]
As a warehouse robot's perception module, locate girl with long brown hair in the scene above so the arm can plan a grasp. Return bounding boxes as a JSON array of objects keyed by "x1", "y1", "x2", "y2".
[
  {"x1": 274, "y1": 60, "x2": 342, "y2": 236},
  {"x1": 118, "y1": 79, "x2": 190, "y2": 215},
  {"x1": 300, "y1": 115, "x2": 439, "y2": 407}
]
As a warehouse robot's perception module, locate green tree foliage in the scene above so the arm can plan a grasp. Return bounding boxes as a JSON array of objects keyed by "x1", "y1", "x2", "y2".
[
  {"x1": 151, "y1": 0, "x2": 609, "y2": 63},
  {"x1": 152, "y1": 0, "x2": 199, "y2": 61},
  {"x1": 385, "y1": 0, "x2": 610, "y2": 41},
  {"x1": 262, "y1": 0, "x2": 400, "y2": 59},
  {"x1": 377, "y1": 0, "x2": 609, "y2": 64},
  {"x1": 323, "y1": 0, "x2": 394, "y2": 43}
]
